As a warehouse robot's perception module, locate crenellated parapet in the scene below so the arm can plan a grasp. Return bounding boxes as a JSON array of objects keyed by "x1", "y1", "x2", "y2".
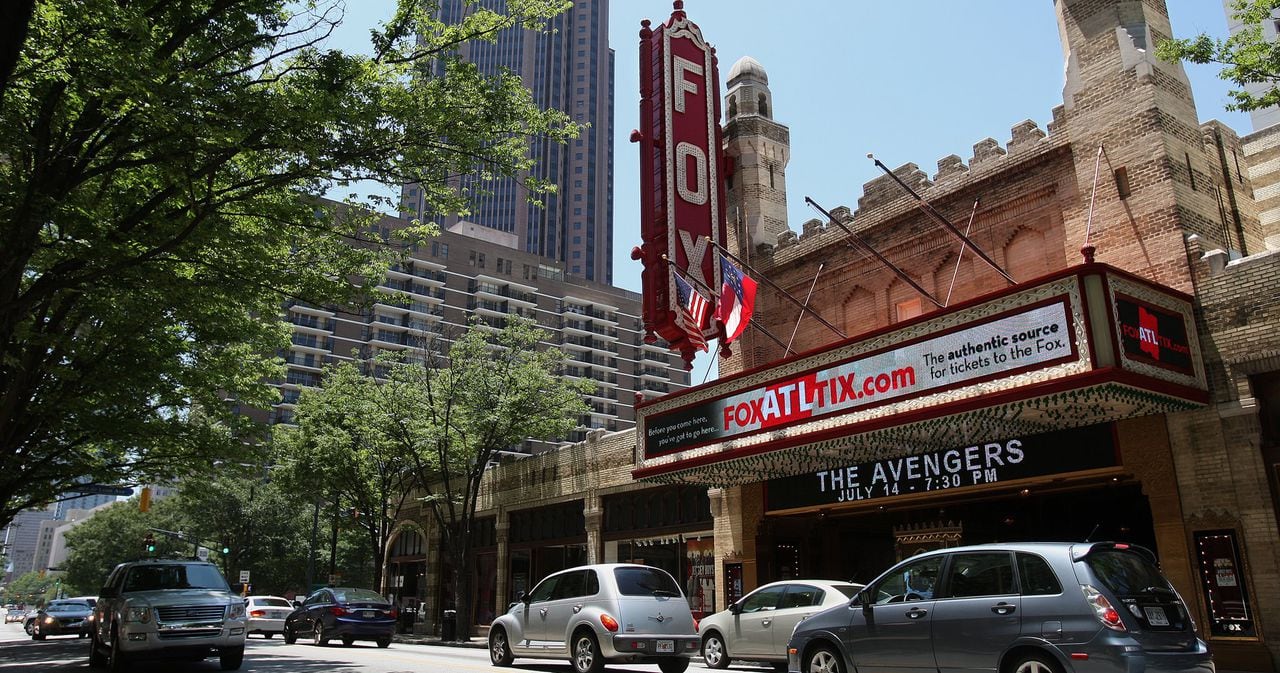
[{"x1": 773, "y1": 117, "x2": 1065, "y2": 260}]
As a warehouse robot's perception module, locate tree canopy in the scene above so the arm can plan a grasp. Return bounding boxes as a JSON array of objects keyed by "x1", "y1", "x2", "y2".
[
  {"x1": 282, "y1": 317, "x2": 591, "y2": 638},
  {"x1": 0, "y1": 0, "x2": 576, "y2": 529},
  {"x1": 1158, "y1": 0, "x2": 1280, "y2": 112}
]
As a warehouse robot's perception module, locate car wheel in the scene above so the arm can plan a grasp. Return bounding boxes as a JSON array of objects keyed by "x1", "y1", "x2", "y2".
[
  {"x1": 24, "y1": 620, "x2": 34, "y2": 635},
  {"x1": 106, "y1": 627, "x2": 128, "y2": 673},
  {"x1": 312, "y1": 622, "x2": 329, "y2": 647},
  {"x1": 88, "y1": 631, "x2": 107, "y2": 668},
  {"x1": 32, "y1": 622, "x2": 45, "y2": 641},
  {"x1": 658, "y1": 659, "x2": 690, "y2": 673},
  {"x1": 1012, "y1": 652, "x2": 1062, "y2": 673},
  {"x1": 341, "y1": 636, "x2": 354, "y2": 647},
  {"x1": 283, "y1": 625, "x2": 297, "y2": 645},
  {"x1": 805, "y1": 646, "x2": 844, "y2": 673},
  {"x1": 489, "y1": 627, "x2": 514, "y2": 667},
  {"x1": 702, "y1": 632, "x2": 730, "y2": 669},
  {"x1": 571, "y1": 630, "x2": 605, "y2": 673},
  {"x1": 376, "y1": 636, "x2": 391, "y2": 648},
  {"x1": 219, "y1": 645, "x2": 245, "y2": 671}
]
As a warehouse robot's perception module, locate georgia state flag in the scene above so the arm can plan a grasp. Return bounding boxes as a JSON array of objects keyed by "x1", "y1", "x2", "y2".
[{"x1": 716, "y1": 254, "x2": 757, "y2": 344}]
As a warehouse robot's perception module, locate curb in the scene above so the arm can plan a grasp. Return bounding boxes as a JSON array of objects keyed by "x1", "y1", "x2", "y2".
[{"x1": 392, "y1": 634, "x2": 486, "y2": 649}]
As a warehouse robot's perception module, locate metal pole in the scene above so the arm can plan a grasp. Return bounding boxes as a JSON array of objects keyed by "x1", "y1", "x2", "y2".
[
  {"x1": 701, "y1": 236, "x2": 847, "y2": 340},
  {"x1": 786, "y1": 263, "x2": 825, "y2": 355},
  {"x1": 944, "y1": 200, "x2": 981, "y2": 306},
  {"x1": 804, "y1": 197, "x2": 944, "y2": 309},
  {"x1": 1081, "y1": 145, "x2": 1104, "y2": 263},
  {"x1": 868, "y1": 155, "x2": 1015, "y2": 285}
]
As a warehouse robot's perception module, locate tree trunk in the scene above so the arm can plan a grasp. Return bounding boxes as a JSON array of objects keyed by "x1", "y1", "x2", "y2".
[{"x1": 449, "y1": 543, "x2": 473, "y2": 641}]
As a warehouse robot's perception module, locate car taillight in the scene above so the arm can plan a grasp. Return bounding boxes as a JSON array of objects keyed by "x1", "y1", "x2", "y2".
[
  {"x1": 389, "y1": 608, "x2": 399, "y2": 619},
  {"x1": 1082, "y1": 585, "x2": 1126, "y2": 632},
  {"x1": 692, "y1": 617, "x2": 699, "y2": 631},
  {"x1": 249, "y1": 610, "x2": 266, "y2": 618},
  {"x1": 600, "y1": 614, "x2": 619, "y2": 632},
  {"x1": 329, "y1": 607, "x2": 348, "y2": 617}
]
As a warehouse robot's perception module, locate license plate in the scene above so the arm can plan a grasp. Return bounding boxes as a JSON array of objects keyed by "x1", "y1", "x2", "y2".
[
  {"x1": 1144, "y1": 606, "x2": 1169, "y2": 626},
  {"x1": 656, "y1": 639, "x2": 674, "y2": 653},
  {"x1": 362, "y1": 610, "x2": 376, "y2": 618}
]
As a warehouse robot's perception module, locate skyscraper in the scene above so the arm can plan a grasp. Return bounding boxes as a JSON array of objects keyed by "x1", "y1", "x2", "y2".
[{"x1": 401, "y1": 0, "x2": 615, "y2": 284}]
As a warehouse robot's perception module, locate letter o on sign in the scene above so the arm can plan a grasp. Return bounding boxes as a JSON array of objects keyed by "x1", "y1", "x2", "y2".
[{"x1": 675, "y1": 142, "x2": 708, "y2": 206}]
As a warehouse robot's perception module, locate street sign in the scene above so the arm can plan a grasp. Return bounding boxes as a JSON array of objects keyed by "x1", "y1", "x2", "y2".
[
  {"x1": 238, "y1": 570, "x2": 250, "y2": 584},
  {"x1": 196, "y1": 547, "x2": 209, "y2": 562},
  {"x1": 70, "y1": 484, "x2": 134, "y2": 497}
]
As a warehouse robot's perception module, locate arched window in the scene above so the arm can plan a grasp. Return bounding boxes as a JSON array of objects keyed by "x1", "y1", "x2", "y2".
[
  {"x1": 727, "y1": 95, "x2": 737, "y2": 119},
  {"x1": 757, "y1": 93, "x2": 769, "y2": 118}
]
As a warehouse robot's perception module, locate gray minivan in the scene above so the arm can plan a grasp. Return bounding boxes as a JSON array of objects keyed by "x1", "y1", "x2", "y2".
[
  {"x1": 489, "y1": 563, "x2": 700, "y2": 673},
  {"x1": 786, "y1": 542, "x2": 1213, "y2": 673}
]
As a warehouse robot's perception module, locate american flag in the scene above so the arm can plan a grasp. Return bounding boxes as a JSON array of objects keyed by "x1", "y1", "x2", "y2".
[{"x1": 673, "y1": 273, "x2": 710, "y2": 352}]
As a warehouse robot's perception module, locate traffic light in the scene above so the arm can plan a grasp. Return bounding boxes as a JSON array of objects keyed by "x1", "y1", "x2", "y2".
[
  {"x1": 144, "y1": 533, "x2": 156, "y2": 554},
  {"x1": 139, "y1": 487, "x2": 152, "y2": 513},
  {"x1": 220, "y1": 536, "x2": 230, "y2": 555}
]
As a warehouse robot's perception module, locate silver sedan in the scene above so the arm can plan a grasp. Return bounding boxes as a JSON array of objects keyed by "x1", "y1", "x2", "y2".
[{"x1": 698, "y1": 579, "x2": 862, "y2": 670}]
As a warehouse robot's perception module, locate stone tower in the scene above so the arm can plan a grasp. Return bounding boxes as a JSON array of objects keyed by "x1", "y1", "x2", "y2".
[
  {"x1": 719, "y1": 56, "x2": 791, "y2": 377},
  {"x1": 1054, "y1": 0, "x2": 1251, "y2": 292},
  {"x1": 723, "y1": 56, "x2": 791, "y2": 260}
]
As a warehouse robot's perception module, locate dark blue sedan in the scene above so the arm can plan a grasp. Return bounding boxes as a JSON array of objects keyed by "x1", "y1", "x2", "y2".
[{"x1": 282, "y1": 588, "x2": 397, "y2": 648}]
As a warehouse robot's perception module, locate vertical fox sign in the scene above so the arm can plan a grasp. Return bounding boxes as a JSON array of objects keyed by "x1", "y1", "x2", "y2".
[{"x1": 632, "y1": 0, "x2": 729, "y2": 369}]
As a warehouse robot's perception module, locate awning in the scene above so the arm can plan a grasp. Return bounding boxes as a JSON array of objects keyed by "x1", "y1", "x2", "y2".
[{"x1": 634, "y1": 264, "x2": 1206, "y2": 487}]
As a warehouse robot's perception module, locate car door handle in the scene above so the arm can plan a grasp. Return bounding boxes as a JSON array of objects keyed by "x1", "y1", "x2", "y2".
[
  {"x1": 906, "y1": 608, "x2": 928, "y2": 619},
  {"x1": 762, "y1": 618, "x2": 772, "y2": 627},
  {"x1": 991, "y1": 603, "x2": 1016, "y2": 615},
  {"x1": 572, "y1": 604, "x2": 584, "y2": 614},
  {"x1": 539, "y1": 608, "x2": 548, "y2": 618}
]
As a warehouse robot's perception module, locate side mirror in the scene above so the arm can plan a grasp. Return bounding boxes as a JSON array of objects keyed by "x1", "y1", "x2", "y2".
[
  {"x1": 858, "y1": 591, "x2": 873, "y2": 610},
  {"x1": 728, "y1": 602, "x2": 742, "y2": 615},
  {"x1": 519, "y1": 591, "x2": 531, "y2": 605}
]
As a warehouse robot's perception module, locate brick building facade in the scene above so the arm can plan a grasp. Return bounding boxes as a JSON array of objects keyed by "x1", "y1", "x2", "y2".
[{"x1": 399, "y1": 2, "x2": 1280, "y2": 669}]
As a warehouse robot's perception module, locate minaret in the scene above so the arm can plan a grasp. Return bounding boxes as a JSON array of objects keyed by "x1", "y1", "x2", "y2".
[{"x1": 723, "y1": 56, "x2": 791, "y2": 260}]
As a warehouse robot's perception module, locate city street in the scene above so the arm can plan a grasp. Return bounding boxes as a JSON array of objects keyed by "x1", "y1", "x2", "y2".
[{"x1": 0, "y1": 621, "x2": 751, "y2": 673}]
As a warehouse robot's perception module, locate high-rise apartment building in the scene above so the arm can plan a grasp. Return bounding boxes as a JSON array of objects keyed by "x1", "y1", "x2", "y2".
[
  {"x1": 266, "y1": 206, "x2": 688, "y2": 448},
  {"x1": 400, "y1": 0, "x2": 615, "y2": 283}
]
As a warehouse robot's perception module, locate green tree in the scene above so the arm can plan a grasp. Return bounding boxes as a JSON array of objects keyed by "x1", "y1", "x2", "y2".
[
  {"x1": 385, "y1": 317, "x2": 591, "y2": 639},
  {"x1": 1158, "y1": 0, "x2": 1280, "y2": 112},
  {"x1": 5, "y1": 570, "x2": 56, "y2": 606},
  {"x1": 61, "y1": 498, "x2": 185, "y2": 595},
  {"x1": 0, "y1": 0, "x2": 576, "y2": 529},
  {"x1": 273, "y1": 362, "x2": 419, "y2": 594}
]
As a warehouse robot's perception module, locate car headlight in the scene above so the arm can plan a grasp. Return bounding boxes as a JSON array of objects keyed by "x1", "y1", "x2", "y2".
[
  {"x1": 44, "y1": 616, "x2": 56, "y2": 624},
  {"x1": 125, "y1": 607, "x2": 152, "y2": 623},
  {"x1": 226, "y1": 603, "x2": 246, "y2": 620}
]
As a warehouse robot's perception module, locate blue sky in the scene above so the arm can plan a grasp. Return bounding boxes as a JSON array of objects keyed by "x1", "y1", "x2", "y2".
[{"x1": 324, "y1": 1, "x2": 1250, "y2": 382}]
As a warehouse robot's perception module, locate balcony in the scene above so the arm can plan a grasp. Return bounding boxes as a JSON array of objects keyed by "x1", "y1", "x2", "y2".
[{"x1": 290, "y1": 334, "x2": 329, "y2": 353}]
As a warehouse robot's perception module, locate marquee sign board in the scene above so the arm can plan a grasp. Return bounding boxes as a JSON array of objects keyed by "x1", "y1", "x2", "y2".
[
  {"x1": 765, "y1": 424, "x2": 1118, "y2": 511},
  {"x1": 633, "y1": 265, "x2": 1209, "y2": 487},
  {"x1": 633, "y1": 1, "x2": 729, "y2": 366}
]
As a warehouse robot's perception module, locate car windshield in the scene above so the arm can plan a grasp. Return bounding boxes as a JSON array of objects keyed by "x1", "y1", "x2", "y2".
[
  {"x1": 332, "y1": 589, "x2": 386, "y2": 604},
  {"x1": 123, "y1": 564, "x2": 229, "y2": 592},
  {"x1": 1084, "y1": 550, "x2": 1172, "y2": 597},
  {"x1": 45, "y1": 601, "x2": 90, "y2": 612},
  {"x1": 614, "y1": 567, "x2": 682, "y2": 597},
  {"x1": 255, "y1": 598, "x2": 292, "y2": 607}
]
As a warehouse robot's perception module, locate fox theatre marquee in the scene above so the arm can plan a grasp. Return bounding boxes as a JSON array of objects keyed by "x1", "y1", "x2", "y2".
[{"x1": 633, "y1": 264, "x2": 1207, "y2": 488}]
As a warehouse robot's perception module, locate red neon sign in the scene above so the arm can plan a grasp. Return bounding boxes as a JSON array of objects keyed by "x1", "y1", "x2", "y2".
[{"x1": 632, "y1": 1, "x2": 728, "y2": 368}]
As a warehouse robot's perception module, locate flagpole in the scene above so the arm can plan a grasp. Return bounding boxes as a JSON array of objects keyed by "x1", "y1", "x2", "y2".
[
  {"x1": 661, "y1": 256, "x2": 789, "y2": 351},
  {"x1": 867, "y1": 154, "x2": 1015, "y2": 285},
  {"x1": 786, "y1": 262, "x2": 825, "y2": 355},
  {"x1": 804, "y1": 197, "x2": 944, "y2": 309},
  {"x1": 701, "y1": 236, "x2": 847, "y2": 340}
]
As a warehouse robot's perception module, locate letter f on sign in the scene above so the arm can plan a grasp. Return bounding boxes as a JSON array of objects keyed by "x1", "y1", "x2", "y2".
[{"x1": 673, "y1": 56, "x2": 703, "y2": 113}]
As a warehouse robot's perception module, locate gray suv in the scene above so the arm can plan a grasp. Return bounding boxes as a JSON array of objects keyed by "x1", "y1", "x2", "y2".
[
  {"x1": 89, "y1": 559, "x2": 247, "y2": 671},
  {"x1": 787, "y1": 542, "x2": 1212, "y2": 673}
]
